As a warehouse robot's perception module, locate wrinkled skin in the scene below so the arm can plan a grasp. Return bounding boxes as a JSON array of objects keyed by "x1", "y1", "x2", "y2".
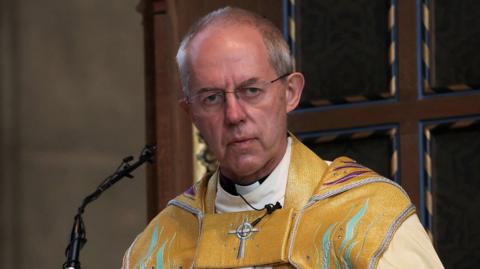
[{"x1": 180, "y1": 24, "x2": 304, "y2": 185}]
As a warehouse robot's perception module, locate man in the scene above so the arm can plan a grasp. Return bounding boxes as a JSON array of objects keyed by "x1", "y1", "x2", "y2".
[{"x1": 122, "y1": 7, "x2": 444, "y2": 268}]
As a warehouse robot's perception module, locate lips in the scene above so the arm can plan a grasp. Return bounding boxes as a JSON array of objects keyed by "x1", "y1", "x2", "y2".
[{"x1": 228, "y1": 137, "x2": 256, "y2": 147}]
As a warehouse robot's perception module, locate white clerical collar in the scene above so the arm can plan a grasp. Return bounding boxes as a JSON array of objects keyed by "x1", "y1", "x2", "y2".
[
  {"x1": 235, "y1": 181, "x2": 261, "y2": 196},
  {"x1": 215, "y1": 137, "x2": 292, "y2": 213}
]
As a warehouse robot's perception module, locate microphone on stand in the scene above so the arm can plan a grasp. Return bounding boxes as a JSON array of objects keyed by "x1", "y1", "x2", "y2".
[
  {"x1": 63, "y1": 215, "x2": 85, "y2": 269},
  {"x1": 62, "y1": 145, "x2": 155, "y2": 269}
]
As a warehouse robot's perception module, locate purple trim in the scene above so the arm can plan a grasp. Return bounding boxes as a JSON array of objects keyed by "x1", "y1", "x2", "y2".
[
  {"x1": 184, "y1": 186, "x2": 195, "y2": 196},
  {"x1": 333, "y1": 164, "x2": 366, "y2": 171},
  {"x1": 324, "y1": 171, "x2": 370, "y2": 186}
]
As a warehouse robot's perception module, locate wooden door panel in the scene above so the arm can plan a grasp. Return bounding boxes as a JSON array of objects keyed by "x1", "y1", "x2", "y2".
[
  {"x1": 299, "y1": 125, "x2": 399, "y2": 182},
  {"x1": 421, "y1": 117, "x2": 480, "y2": 268},
  {"x1": 294, "y1": 0, "x2": 397, "y2": 107},
  {"x1": 421, "y1": 0, "x2": 480, "y2": 93},
  {"x1": 287, "y1": 2, "x2": 480, "y2": 267}
]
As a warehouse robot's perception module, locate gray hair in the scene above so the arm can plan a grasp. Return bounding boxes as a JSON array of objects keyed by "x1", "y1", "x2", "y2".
[{"x1": 176, "y1": 6, "x2": 294, "y2": 96}]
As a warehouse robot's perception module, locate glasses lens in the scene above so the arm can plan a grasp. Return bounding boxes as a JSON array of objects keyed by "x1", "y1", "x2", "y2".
[{"x1": 190, "y1": 76, "x2": 284, "y2": 114}]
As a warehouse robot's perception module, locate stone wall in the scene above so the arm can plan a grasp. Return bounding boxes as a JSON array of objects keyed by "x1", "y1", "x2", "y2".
[{"x1": 0, "y1": 0, "x2": 146, "y2": 268}]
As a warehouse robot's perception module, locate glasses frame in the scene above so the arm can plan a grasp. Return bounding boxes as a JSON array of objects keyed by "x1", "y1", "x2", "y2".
[{"x1": 185, "y1": 73, "x2": 291, "y2": 105}]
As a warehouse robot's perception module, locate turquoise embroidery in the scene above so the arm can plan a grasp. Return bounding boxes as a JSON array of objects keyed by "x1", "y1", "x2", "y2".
[
  {"x1": 156, "y1": 233, "x2": 176, "y2": 269},
  {"x1": 355, "y1": 213, "x2": 382, "y2": 263},
  {"x1": 137, "y1": 225, "x2": 161, "y2": 269},
  {"x1": 343, "y1": 240, "x2": 356, "y2": 268},
  {"x1": 321, "y1": 224, "x2": 335, "y2": 269},
  {"x1": 313, "y1": 223, "x2": 323, "y2": 267},
  {"x1": 341, "y1": 200, "x2": 368, "y2": 249},
  {"x1": 166, "y1": 234, "x2": 177, "y2": 267},
  {"x1": 134, "y1": 226, "x2": 176, "y2": 269},
  {"x1": 147, "y1": 226, "x2": 161, "y2": 258},
  {"x1": 340, "y1": 200, "x2": 369, "y2": 268},
  {"x1": 315, "y1": 200, "x2": 370, "y2": 269},
  {"x1": 155, "y1": 241, "x2": 167, "y2": 269}
]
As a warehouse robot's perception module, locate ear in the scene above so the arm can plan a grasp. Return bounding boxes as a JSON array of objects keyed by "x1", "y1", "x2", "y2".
[
  {"x1": 178, "y1": 98, "x2": 191, "y2": 116},
  {"x1": 285, "y1": 72, "x2": 304, "y2": 113}
]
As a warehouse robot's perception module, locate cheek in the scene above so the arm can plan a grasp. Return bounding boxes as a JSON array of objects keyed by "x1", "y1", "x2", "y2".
[
  {"x1": 254, "y1": 108, "x2": 286, "y2": 142},
  {"x1": 192, "y1": 116, "x2": 224, "y2": 149},
  {"x1": 258, "y1": 96, "x2": 287, "y2": 125}
]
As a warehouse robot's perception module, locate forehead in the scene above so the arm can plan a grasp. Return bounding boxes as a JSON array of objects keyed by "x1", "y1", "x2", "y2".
[{"x1": 186, "y1": 24, "x2": 275, "y2": 89}]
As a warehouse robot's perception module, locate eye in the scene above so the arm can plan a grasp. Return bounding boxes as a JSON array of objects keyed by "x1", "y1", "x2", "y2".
[
  {"x1": 201, "y1": 92, "x2": 223, "y2": 106},
  {"x1": 241, "y1": 87, "x2": 263, "y2": 98}
]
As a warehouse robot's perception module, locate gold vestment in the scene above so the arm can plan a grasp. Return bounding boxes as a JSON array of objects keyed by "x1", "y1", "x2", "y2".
[{"x1": 122, "y1": 137, "x2": 414, "y2": 269}]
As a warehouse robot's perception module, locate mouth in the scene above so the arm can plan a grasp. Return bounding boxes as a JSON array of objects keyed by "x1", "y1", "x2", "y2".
[{"x1": 228, "y1": 137, "x2": 256, "y2": 148}]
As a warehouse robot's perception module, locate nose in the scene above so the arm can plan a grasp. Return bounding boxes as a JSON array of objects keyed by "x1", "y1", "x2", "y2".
[{"x1": 224, "y1": 92, "x2": 246, "y2": 125}]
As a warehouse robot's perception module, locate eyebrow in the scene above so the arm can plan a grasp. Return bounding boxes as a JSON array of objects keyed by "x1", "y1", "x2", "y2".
[
  {"x1": 196, "y1": 87, "x2": 223, "y2": 94},
  {"x1": 195, "y1": 77, "x2": 261, "y2": 93},
  {"x1": 237, "y1": 77, "x2": 260, "y2": 88}
]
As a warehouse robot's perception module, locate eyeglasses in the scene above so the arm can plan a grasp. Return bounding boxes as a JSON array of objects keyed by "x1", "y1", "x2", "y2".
[{"x1": 186, "y1": 73, "x2": 290, "y2": 114}]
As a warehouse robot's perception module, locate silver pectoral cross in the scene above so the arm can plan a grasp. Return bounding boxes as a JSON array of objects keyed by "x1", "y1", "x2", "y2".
[{"x1": 228, "y1": 217, "x2": 259, "y2": 259}]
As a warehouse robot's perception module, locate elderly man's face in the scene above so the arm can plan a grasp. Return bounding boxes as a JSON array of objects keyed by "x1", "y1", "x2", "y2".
[{"x1": 183, "y1": 24, "x2": 302, "y2": 184}]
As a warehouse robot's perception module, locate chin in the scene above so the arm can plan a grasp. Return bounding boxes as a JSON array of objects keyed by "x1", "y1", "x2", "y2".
[{"x1": 224, "y1": 157, "x2": 266, "y2": 180}]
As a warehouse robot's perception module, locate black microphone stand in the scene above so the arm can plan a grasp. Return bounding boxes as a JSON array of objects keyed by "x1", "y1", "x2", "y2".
[{"x1": 62, "y1": 145, "x2": 155, "y2": 269}]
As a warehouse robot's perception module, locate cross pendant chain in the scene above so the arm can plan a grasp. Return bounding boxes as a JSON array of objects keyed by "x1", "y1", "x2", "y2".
[{"x1": 228, "y1": 217, "x2": 259, "y2": 259}]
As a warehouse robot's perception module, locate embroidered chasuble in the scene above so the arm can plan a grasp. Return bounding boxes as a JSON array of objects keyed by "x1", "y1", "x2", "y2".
[{"x1": 122, "y1": 136, "x2": 443, "y2": 269}]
